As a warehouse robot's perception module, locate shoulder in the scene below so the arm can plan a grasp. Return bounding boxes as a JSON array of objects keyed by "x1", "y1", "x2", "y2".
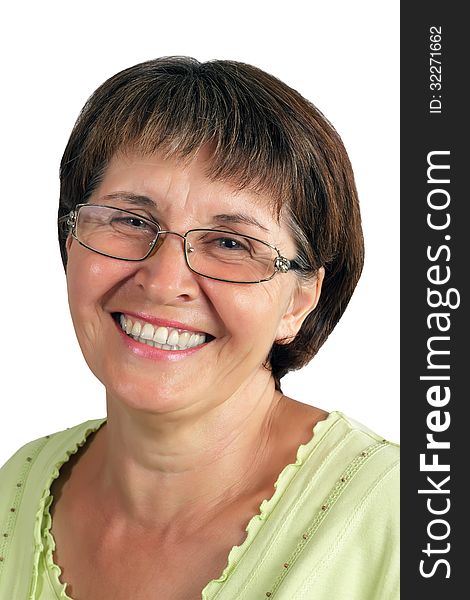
[
  {"x1": 280, "y1": 405, "x2": 399, "y2": 499},
  {"x1": 318, "y1": 411, "x2": 400, "y2": 554},
  {"x1": 0, "y1": 418, "x2": 106, "y2": 589},
  {"x1": 327, "y1": 410, "x2": 400, "y2": 463},
  {"x1": 325, "y1": 410, "x2": 400, "y2": 503},
  {"x1": 293, "y1": 411, "x2": 399, "y2": 597},
  {"x1": 252, "y1": 409, "x2": 399, "y2": 598},
  {"x1": 292, "y1": 409, "x2": 400, "y2": 532},
  {"x1": 0, "y1": 418, "x2": 106, "y2": 496}
]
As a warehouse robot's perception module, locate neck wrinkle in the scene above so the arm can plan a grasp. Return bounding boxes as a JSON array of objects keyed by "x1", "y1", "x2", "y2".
[{"x1": 89, "y1": 376, "x2": 283, "y2": 533}]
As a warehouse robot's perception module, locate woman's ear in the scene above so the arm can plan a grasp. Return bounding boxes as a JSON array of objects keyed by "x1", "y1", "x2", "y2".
[{"x1": 276, "y1": 267, "x2": 325, "y2": 342}]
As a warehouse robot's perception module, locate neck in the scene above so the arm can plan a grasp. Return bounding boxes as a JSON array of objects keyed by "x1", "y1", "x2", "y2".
[{"x1": 88, "y1": 373, "x2": 285, "y2": 537}]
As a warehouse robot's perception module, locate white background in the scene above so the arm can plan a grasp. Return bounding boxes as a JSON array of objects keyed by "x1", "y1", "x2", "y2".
[{"x1": 0, "y1": 0, "x2": 399, "y2": 466}]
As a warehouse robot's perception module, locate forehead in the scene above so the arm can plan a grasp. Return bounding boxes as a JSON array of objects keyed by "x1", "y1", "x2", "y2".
[{"x1": 91, "y1": 149, "x2": 287, "y2": 233}]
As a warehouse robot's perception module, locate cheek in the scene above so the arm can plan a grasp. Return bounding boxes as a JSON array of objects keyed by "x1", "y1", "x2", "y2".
[
  {"x1": 66, "y1": 247, "x2": 129, "y2": 326},
  {"x1": 66, "y1": 261, "x2": 100, "y2": 350},
  {"x1": 205, "y1": 280, "x2": 290, "y2": 347}
]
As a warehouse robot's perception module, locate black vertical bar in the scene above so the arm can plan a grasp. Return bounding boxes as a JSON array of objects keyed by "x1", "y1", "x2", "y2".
[{"x1": 401, "y1": 2, "x2": 466, "y2": 595}]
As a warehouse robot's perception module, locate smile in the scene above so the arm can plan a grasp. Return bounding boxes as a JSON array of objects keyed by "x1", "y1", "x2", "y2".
[{"x1": 116, "y1": 314, "x2": 209, "y2": 350}]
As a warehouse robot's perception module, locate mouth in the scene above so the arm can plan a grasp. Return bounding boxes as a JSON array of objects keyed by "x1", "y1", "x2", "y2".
[{"x1": 112, "y1": 313, "x2": 214, "y2": 351}]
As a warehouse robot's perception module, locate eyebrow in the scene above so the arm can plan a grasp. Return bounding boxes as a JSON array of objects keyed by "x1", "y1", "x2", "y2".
[
  {"x1": 99, "y1": 192, "x2": 156, "y2": 208},
  {"x1": 212, "y1": 213, "x2": 270, "y2": 232},
  {"x1": 98, "y1": 192, "x2": 270, "y2": 232}
]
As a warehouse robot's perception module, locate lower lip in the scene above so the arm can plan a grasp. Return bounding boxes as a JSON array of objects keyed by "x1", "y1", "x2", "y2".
[{"x1": 113, "y1": 318, "x2": 209, "y2": 361}]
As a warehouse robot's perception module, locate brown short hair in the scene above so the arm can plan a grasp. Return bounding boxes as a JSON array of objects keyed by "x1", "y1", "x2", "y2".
[{"x1": 58, "y1": 56, "x2": 364, "y2": 390}]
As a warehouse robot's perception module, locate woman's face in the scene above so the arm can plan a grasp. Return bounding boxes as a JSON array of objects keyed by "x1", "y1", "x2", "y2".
[{"x1": 66, "y1": 147, "x2": 322, "y2": 415}]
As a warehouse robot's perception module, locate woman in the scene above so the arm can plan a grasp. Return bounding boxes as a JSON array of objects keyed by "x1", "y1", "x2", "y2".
[{"x1": 0, "y1": 57, "x2": 399, "y2": 599}]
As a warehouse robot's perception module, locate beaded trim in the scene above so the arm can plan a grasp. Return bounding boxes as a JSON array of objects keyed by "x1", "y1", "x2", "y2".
[
  {"x1": 0, "y1": 436, "x2": 50, "y2": 569},
  {"x1": 262, "y1": 440, "x2": 389, "y2": 598}
]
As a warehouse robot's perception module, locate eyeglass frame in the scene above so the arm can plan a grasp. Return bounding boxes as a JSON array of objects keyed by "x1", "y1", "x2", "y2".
[{"x1": 61, "y1": 203, "x2": 302, "y2": 284}]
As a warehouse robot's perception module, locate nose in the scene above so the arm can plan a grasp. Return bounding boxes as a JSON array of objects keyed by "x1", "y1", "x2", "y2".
[{"x1": 132, "y1": 232, "x2": 199, "y2": 303}]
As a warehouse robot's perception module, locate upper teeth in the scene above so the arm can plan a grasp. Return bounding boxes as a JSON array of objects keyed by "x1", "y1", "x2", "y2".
[{"x1": 119, "y1": 315, "x2": 207, "y2": 350}]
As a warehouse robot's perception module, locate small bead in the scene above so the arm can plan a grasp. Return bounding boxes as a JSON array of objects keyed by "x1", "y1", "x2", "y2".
[
  {"x1": 340, "y1": 477, "x2": 346, "y2": 482},
  {"x1": 266, "y1": 593, "x2": 272, "y2": 597},
  {"x1": 10, "y1": 508, "x2": 15, "y2": 513},
  {"x1": 26, "y1": 457, "x2": 32, "y2": 462},
  {"x1": 302, "y1": 533, "x2": 309, "y2": 539},
  {"x1": 321, "y1": 504, "x2": 328, "y2": 511},
  {"x1": 45, "y1": 435, "x2": 50, "y2": 439},
  {"x1": 361, "y1": 451, "x2": 367, "y2": 457},
  {"x1": 0, "y1": 556, "x2": 4, "y2": 562},
  {"x1": 3, "y1": 533, "x2": 8, "y2": 538},
  {"x1": 284, "y1": 562, "x2": 289, "y2": 568},
  {"x1": 16, "y1": 483, "x2": 22, "y2": 488}
]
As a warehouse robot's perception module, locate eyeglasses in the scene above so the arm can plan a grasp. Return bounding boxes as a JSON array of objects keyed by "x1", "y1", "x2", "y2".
[{"x1": 63, "y1": 204, "x2": 300, "y2": 284}]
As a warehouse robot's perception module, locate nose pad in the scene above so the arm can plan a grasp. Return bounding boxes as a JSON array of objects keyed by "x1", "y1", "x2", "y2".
[
  {"x1": 147, "y1": 231, "x2": 186, "y2": 259},
  {"x1": 148, "y1": 234, "x2": 166, "y2": 257},
  {"x1": 134, "y1": 231, "x2": 198, "y2": 300},
  {"x1": 143, "y1": 231, "x2": 198, "y2": 280}
]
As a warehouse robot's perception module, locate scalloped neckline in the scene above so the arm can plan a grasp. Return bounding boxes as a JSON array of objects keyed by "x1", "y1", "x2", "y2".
[{"x1": 42, "y1": 411, "x2": 339, "y2": 599}]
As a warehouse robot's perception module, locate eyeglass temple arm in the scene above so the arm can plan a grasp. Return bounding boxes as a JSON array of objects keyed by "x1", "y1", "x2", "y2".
[
  {"x1": 288, "y1": 259, "x2": 303, "y2": 271},
  {"x1": 276, "y1": 256, "x2": 310, "y2": 274}
]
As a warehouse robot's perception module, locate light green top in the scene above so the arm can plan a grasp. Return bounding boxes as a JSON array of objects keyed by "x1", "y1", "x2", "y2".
[{"x1": 0, "y1": 412, "x2": 399, "y2": 599}]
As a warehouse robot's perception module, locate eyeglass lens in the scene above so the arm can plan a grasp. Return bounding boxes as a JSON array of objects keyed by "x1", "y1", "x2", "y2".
[{"x1": 75, "y1": 205, "x2": 276, "y2": 282}]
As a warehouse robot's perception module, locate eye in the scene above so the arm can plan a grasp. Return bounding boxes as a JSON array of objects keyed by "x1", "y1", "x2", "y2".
[
  {"x1": 109, "y1": 213, "x2": 159, "y2": 236},
  {"x1": 202, "y1": 233, "x2": 253, "y2": 254},
  {"x1": 216, "y1": 236, "x2": 250, "y2": 251},
  {"x1": 112, "y1": 216, "x2": 148, "y2": 229}
]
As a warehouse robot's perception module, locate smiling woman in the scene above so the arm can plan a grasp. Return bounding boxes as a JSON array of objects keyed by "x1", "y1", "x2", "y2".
[{"x1": 0, "y1": 57, "x2": 399, "y2": 599}]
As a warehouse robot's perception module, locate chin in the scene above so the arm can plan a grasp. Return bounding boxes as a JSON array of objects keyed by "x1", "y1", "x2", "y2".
[{"x1": 103, "y1": 372, "x2": 206, "y2": 416}]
